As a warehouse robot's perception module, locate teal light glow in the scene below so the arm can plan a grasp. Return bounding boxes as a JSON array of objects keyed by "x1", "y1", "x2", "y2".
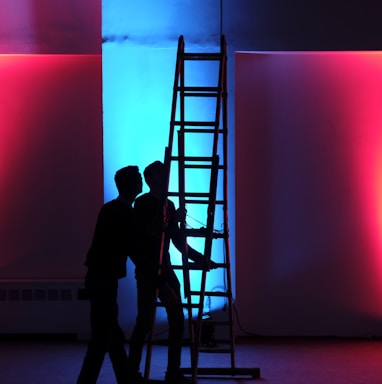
[
  {"x1": 103, "y1": 40, "x2": 228, "y2": 329},
  {"x1": 102, "y1": 43, "x2": 176, "y2": 200}
]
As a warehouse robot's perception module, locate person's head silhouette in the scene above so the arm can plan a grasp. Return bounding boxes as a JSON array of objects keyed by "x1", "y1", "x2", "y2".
[{"x1": 115, "y1": 166, "x2": 142, "y2": 200}]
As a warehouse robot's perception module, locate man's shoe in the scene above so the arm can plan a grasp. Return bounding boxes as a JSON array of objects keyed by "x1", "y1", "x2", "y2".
[
  {"x1": 127, "y1": 371, "x2": 148, "y2": 384},
  {"x1": 165, "y1": 369, "x2": 194, "y2": 384}
]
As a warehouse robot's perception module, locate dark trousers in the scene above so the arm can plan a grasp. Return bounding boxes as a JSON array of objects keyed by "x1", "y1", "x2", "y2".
[
  {"x1": 128, "y1": 268, "x2": 184, "y2": 374},
  {"x1": 77, "y1": 273, "x2": 129, "y2": 384}
]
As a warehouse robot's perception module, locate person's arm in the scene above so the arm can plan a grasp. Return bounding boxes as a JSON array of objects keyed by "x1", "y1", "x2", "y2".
[{"x1": 167, "y1": 201, "x2": 217, "y2": 270}]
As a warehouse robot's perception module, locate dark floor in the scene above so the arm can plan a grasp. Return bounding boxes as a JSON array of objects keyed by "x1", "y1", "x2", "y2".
[{"x1": 0, "y1": 336, "x2": 381, "y2": 383}]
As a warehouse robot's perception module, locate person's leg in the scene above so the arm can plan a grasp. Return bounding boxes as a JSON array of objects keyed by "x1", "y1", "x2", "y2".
[
  {"x1": 100, "y1": 281, "x2": 129, "y2": 384},
  {"x1": 158, "y1": 270, "x2": 186, "y2": 379},
  {"x1": 77, "y1": 274, "x2": 115, "y2": 383},
  {"x1": 77, "y1": 341, "x2": 104, "y2": 384},
  {"x1": 109, "y1": 320, "x2": 130, "y2": 384},
  {"x1": 128, "y1": 274, "x2": 157, "y2": 378}
]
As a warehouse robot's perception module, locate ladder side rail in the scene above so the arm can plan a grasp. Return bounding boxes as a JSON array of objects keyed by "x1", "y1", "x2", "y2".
[
  {"x1": 143, "y1": 148, "x2": 172, "y2": 379},
  {"x1": 220, "y1": 35, "x2": 238, "y2": 369},
  {"x1": 177, "y1": 129, "x2": 188, "y2": 295},
  {"x1": 188, "y1": 47, "x2": 222, "y2": 375},
  {"x1": 224, "y1": 234, "x2": 236, "y2": 369},
  {"x1": 191, "y1": 155, "x2": 220, "y2": 378},
  {"x1": 188, "y1": 35, "x2": 227, "y2": 378},
  {"x1": 177, "y1": 35, "x2": 186, "y2": 219},
  {"x1": 177, "y1": 129, "x2": 196, "y2": 370},
  {"x1": 177, "y1": 40, "x2": 198, "y2": 371},
  {"x1": 209, "y1": 35, "x2": 226, "y2": 160},
  {"x1": 168, "y1": 35, "x2": 185, "y2": 154},
  {"x1": 177, "y1": 46, "x2": 190, "y2": 299},
  {"x1": 177, "y1": 45, "x2": 193, "y2": 304},
  {"x1": 211, "y1": 50, "x2": 224, "y2": 158},
  {"x1": 204, "y1": 156, "x2": 220, "y2": 266}
]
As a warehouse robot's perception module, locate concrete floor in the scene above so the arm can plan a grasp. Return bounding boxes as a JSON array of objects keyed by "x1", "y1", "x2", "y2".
[{"x1": 0, "y1": 336, "x2": 381, "y2": 383}]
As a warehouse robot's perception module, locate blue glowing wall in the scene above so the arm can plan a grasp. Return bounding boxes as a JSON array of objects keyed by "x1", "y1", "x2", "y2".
[{"x1": 102, "y1": 1, "x2": 230, "y2": 333}]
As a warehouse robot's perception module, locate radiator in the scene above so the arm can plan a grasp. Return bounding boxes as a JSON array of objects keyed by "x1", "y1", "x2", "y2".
[{"x1": 0, "y1": 279, "x2": 90, "y2": 339}]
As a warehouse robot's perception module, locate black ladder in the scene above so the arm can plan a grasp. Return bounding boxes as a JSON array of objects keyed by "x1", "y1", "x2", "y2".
[{"x1": 144, "y1": 35, "x2": 260, "y2": 381}]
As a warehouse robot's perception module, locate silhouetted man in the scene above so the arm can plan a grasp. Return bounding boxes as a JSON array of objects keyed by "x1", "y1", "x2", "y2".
[
  {"x1": 77, "y1": 166, "x2": 142, "y2": 384},
  {"x1": 128, "y1": 161, "x2": 216, "y2": 384}
]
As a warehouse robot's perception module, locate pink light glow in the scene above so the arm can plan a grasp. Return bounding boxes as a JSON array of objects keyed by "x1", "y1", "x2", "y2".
[
  {"x1": 236, "y1": 51, "x2": 382, "y2": 334},
  {"x1": 0, "y1": 55, "x2": 103, "y2": 278}
]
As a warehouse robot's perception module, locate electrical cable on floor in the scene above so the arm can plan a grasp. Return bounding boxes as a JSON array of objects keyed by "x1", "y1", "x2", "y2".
[{"x1": 232, "y1": 299, "x2": 258, "y2": 337}]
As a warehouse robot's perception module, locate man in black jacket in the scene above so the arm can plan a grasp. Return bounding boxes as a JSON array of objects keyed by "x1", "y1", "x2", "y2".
[
  {"x1": 128, "y1": 161, "x2": 216, "y2": 384},
  {"x1": 77, "y1": 166, "x2": 142, "y2": 384}
]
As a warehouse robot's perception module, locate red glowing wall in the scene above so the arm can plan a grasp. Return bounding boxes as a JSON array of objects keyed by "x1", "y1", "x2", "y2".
[
  {"x1": 235, "y1": 52, "x2": 382, "y2": 336},
  {"x1": 0, "y1": 1, "x2": 102, "y2": 279}
]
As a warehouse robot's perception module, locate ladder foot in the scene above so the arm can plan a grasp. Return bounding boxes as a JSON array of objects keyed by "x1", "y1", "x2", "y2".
[{"x1": 180, "y1": 367, "x2": 261, "y2": 380}]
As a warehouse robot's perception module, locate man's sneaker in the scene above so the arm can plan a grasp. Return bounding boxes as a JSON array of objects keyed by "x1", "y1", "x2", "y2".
[
  {"x1": 165, "y1": 369, "x2": 194, "y2": 384},
  {"x1": 127, "y1": 371, "x2": 148, "y2": 384}
]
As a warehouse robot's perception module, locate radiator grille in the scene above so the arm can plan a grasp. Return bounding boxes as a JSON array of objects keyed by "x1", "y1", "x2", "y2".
[
  {"x1": 0, "y1": 280, "x2": 90, "y2": 339},
  {"x1": 0, "y1": 288, "x2": 77, "y2": 301}
]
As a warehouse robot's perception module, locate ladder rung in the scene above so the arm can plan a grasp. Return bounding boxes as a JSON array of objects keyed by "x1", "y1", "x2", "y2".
[
  {"x1": 184, "y1": 164, "x2": 224, "y2": 170},
  {"x1": 167, "y1": 195, "x2": 225, "y2": 206},
  {"x1": 181, "y1": 303, "x2": 200, "y2": 308},
  {"x1": 183, "y1": 53, "x2": 222, "y2": 61},
  {"x1": 176, "y1": 86, "x2": 219, "y2": 93},
  {"x1": 171, "y1": 261, "x2": 229, "y2": 271},
  {"x1": 184, "y1": 228, "x2": 211, "y2": 237},
  {"x1": 184, "y1": 92, "x2": 219, "y2": 98},
  {"x1": 169, "y1": 159, "x2": 225, "y2": 170},
  {"x1": 204, "y1": 339, "x2": 233, "y2": 345},
  {"x1": 171, "y1": 260, "x2": 224, "y2": 271},
  {"x1": 184, "y1": 228, "x2": 226, "y2": 238},
  {"x1": 155, "y1": 302, "x2": 200, "y2": 309},
  {"x1": 167, "y1": 193, "x2": 225, "y2": 204},
  {"x1": 189, "y1": 291, "x2": 231, "y2": 298},
  {"x1": 171, "y1": 264, "x2": 211, "y2": 271},
  {"x1": 180, "y1": 367, "x2": 261, "y2": 379},
  {"x1": 168, "y1": 192, "x2": 210, "y2": 198},
  {"x1": 173, "y1": 121, "x2": 216, "y2": 127},
  {"x1": 171, "y1": 261, "x2": 230, "y2": 270},
  {"x1": 177, "y1": 86, "x2": 219, "y2": 91},
  {"x1": 198, "y1": 348, "x2": 233, "y2": 354},
  {"x1": 177, "y1": 164, "x2": 223, "y2": 170},
  {"x1": 184, "y1": 199, "x2": 225, "y2": 206},
  {"x1": 167, "y1": 194, "x2": 211, "y2": 202},
  {"x1": 170, "y1": 155, "x2": 214, "y2": 162},
  {"x1": 187, "y1": 229, "x2": 226, "y2": 239},
  {"x1": 181, "y1": 128, "x2": 224, "y2": 134},
  {"x1": 183, "y1": 164, "x2": 216, "y2": 170}
]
